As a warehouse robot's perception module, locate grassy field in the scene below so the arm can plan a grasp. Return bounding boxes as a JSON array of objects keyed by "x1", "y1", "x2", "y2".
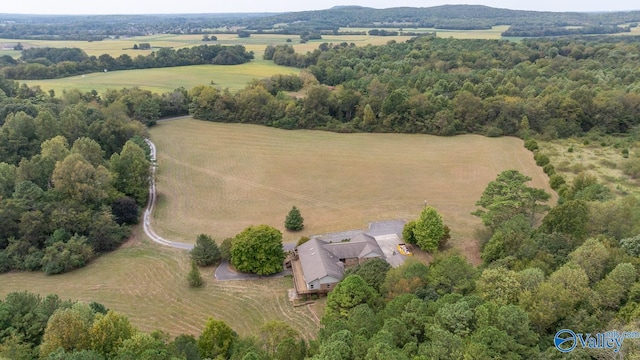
[
  {"x1": 21, "y1": 60, "x2": 299, "y2": 95},
  {"x1": 541, "y1": 137, "x2": 640, "y2": 198},
  {"x1": 150, "y1": 118, "x2": 556, "y2": 264},
  {"x1": 0, "y1": 226, "x2": 322, "y2": 340}
]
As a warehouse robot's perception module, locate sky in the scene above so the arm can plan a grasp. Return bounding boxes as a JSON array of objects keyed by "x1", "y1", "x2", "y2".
[{"x1": 1, "y1": 0, "x2": 637, "y2": 15}]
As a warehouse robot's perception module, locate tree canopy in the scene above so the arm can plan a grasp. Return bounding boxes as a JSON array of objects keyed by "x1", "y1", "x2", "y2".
[{"x1": 230, "y1": 225, "x2": 285, "y2": 275}]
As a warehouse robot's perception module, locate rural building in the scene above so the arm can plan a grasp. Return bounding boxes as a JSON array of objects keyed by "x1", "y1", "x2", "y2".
[{"x1": 288, "y1": 220, "x2": 406, "y2": 296}]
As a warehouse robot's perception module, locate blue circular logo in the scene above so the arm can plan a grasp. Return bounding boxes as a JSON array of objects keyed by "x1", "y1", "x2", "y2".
[{"x1": 555, "y1": 329, "x2": 577, "y2": 353}]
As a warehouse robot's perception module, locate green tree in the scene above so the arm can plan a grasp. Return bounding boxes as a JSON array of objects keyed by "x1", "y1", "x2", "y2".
[
  {"x1": 198, "y1": 317, "x2": 237, "y2": 360},
  {"x1": 343, "y1": 258, "x2": 391, "y2": 292},
  {"x1": 541, "y1": 200, "x2": 590, "y2": 240},
  {"x1": 230, "y1": 225, "x2": 285, "y2": 275},
  {"x1": 284, "y1": 206, "x2": 304, "y2": 231},
  {"x1": 89, "y1": 311, "x2": 136, "y2": 357},
  {"x1": 410, "y1": 206, "x2": 445, "y2": 252},
  {"x1": 568, "y1": 237, "x2": 610, "y2": 283},
  {"x1": 476, "y1": 267, "x2": 521, "y2": 305},
  {"x1": 427, "y1": 252, "x2": 476, "y2": 295},
  {"x1": 219, "y1": 238, "x2": 232, "y2": 262},
  {"x1": 473, "y1": 170, "x2": 550, "y2": 230},
  {"x1": 41, "y1": 235, "x2": 94, "y2": 275},
  {"x1": 52, "y1": 153, "x2": 112, "y2": 205},
  {"x1": 109, "y1": 140, "x2": 150, "y2": 206},
  {"x1": 187, "y1": 261, "x2": 203, "y2": 288},
  {"x1": 325, "y1": 275, "x2": 381, "y2": 320},
  {"x1": 40, "y1": 303, "x2": 95, "y2": 358},
  {"x1": 190, "y1": 234, "x2": 220, "y2": 266},
  {"x1": 115, "y1": 332, "x2": 172, "y2": 360},
  {"x1": 258, "y1": 320, "x2": 301, "y2": 357}
]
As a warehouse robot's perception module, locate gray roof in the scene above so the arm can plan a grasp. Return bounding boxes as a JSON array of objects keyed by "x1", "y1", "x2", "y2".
[
  {"x1": 297, "y1": 233, "x2": 385, "y2": 284},
  {"x1": 298, "y1": 238, "x2": 344, "y2": 284}
]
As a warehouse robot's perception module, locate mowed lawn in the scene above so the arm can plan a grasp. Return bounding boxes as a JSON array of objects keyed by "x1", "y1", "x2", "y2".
[
  {"x1": 150, "y1": 118, "x2": 556, "y2": 264},
  {"x1": 0, "y1": 227, "x2": 321, "y2": 340},
  {"x1": 22, "y1": 60, "x2": 300, "y2": 95}
]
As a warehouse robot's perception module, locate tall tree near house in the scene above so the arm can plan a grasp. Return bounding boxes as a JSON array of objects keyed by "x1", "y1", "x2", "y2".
[
  {"x1": 409, "y1": 206, "x2": 446, "y2": 252},
  {"x1": 285, "y1": 206, "x2": 304, "y2": 231}
]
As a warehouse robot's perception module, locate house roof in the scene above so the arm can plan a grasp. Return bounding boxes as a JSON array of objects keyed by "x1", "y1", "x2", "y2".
[{"x1": 297, "y1": 233, "x2": 384, "y2": 285}]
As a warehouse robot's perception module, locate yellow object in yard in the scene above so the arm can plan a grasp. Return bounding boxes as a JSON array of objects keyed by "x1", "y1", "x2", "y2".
[{"x1": 397, "y1": 243, "x2": 413, "y2": 256}]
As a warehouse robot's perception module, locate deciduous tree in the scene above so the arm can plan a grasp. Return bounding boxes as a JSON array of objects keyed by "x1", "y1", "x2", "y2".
[
  {"x1": 230, "y1": 225, "x2": 285, "y2": 275},
  {"x1": 198, "y1": 317, "x2": 237, "y2": 360}
]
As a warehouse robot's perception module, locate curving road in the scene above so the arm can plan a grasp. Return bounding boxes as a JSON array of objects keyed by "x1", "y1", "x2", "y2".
[
  {"x1": 143, "y1": 137, "x2": 194, "y2": 250},
  {"x1": 142, "y1": 120, "x2": 292, "y2": 280}
]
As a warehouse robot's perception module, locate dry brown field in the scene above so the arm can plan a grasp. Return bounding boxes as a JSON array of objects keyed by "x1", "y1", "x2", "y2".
[
  {"x1": 0, "y1": 227, "x2": 322, "y2": 340},
  {"x1": 150, "y1": 118, "x2": 556, "y2": 264}
]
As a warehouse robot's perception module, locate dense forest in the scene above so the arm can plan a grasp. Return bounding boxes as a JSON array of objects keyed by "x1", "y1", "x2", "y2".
[
  {"x1": 187, "y1": 36, "x2": 640, "y2": 139},
  {"x1": 1, "y1": 5, "x2": 639, "y2": 40},
  {"x1": 0, "y1": 44, "x2": 254, "y2": 80},
  {"x1": 0, "y1": 77, "x2": 165, "y2": 274}
]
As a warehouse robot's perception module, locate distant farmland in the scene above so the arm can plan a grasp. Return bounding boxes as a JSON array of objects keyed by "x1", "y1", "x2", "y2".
[
  {"x1": 150, "y1": 118, "x2": 556, "y2": 264},
  {"x1": 21, "y1": 61, "x2": 299, "y2": 95}
]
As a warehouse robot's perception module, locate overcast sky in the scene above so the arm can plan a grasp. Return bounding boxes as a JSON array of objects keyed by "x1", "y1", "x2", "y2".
[{"x1": 1, "y1": 0, "x2": 637, "y2": 15}]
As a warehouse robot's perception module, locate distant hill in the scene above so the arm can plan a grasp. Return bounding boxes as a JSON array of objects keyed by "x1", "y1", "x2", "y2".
[
  {"x1": 243, "y1": 5, "x2": 640, "y2": 32},
  {"x1": 1, "y1": 5, "x2": 639, "y2": 40}
]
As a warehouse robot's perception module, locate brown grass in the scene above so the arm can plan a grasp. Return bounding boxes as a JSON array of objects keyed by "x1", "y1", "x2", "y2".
[
  {"x1": 541, "y1": 138, "x2": 640, "y2": 197},
  {"x1": 0, "y1": 227, "x2": 321, "y2": 340},
  {"x1": 150, "y1": 118, "x2": 555, "y2": 265}
]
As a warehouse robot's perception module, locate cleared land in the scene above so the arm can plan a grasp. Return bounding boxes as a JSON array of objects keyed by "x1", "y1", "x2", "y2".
[
  {"x1": 150, "y1": 118, "x2": 556, "y2": 264},
  {"x1": 0, "y1": 227, "x2": 322, "y2": 340},
  {"x1": 21, "y1": 61, "x2": 299, "y2": 95},
  {"x1": 542, "y1": 137, "x2": 640, "y2": 198}
]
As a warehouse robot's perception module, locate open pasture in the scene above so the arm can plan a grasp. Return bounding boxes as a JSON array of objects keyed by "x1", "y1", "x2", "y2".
[
  {"x1": 22, "y1": 60, "x2": 299, "y2": 95},
  {"x1": 0, "y1": 228, "x2": 321, "y2": 340},
  {"x1": 150, "y1": 118, "x2": 555, "y2": 264}
]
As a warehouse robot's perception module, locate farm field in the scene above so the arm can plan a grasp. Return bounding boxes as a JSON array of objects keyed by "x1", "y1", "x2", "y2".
[
  {"x1": 150, "y1": 118, "x2": 556, "y2": 264},
  {"x1": 21, "y1": 60, "x2": 300, "y2": 95},
  {"x1": 0, "y1": 226, "x2": 322, "y2": 340}
]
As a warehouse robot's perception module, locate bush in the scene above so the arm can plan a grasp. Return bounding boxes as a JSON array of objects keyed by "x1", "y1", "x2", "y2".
[
  {"x1": 41, "y1": 235, "x2": 94, "y2": 275},
  {"x1": 549, "y1": 174, "x2": 566, "y2": 190},
  {"x1": 219, "y1": 238, "x2": 233, "y2": 262},
  {"x1": 188, "y1": 261, "x2": 203, "y2": 288},
  {"x1": 622, "y1": 148, "x2": 629, "y2": 158},
  {"x1": 534, "y1": 153, "x2": 550, "y2": 167},
  {"x1": 543, "y1": 163, "x2": 555, "y2": 175},
  {"x1": 485, "y1": 126, "x2": 504, "y2": 137},
  {"x1": 524, "y1": 139, "x2": 538, "y2": 151},
  {"x1": 296, "y1": 236, "x2": 310, "y2": 246}
]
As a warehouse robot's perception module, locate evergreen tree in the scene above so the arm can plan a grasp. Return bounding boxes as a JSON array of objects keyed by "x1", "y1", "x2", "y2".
[
  {"x1": 190, "y1": 234, "x2": 221, "y2": 266},
  {"x1": 285, "y1": 206, "x2": 304, "y2": 231},
  {"x1": 187, "y1": 261, "x2": 203, "y2": 288}
]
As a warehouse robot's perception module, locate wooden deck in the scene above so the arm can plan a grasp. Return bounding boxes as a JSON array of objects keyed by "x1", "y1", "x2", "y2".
[{"x1": 291, "y1": 258, "x2": 313, "y2": 295}]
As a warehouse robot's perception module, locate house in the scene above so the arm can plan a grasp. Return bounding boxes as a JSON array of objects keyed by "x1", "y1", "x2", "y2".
[{"x1": 288, "y1": 220, "x2": 406, "y2": 296}]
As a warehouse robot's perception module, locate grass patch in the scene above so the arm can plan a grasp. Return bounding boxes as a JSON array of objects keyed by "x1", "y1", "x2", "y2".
[
  {"x1": 23, "y1": 60, "x2": 300, "y2": 95},
  {"x1": 0, "y1": 227, "x2": 321, "y2": 340},
  {"x1": 541, "y1": 136, "x2": 640, "y2": 197},
  {"x1": 150, "y1": 118, "x2": 555, "y2": 265}
]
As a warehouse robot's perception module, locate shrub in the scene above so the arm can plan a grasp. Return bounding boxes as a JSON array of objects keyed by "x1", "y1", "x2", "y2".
[
  {"x1": 188, "y1": 261, "x2": 203, "y2": 288},
  {"x1": 543, "y1": 164, "x2": 555, "y2": 176},
  {"x1": 534, "y1": 153, "x2": 550, "y2": 167},
  {"x1": 41, "y1": 235, "x2": 93, "y2": 275},
  {"x1": 485, "y1": 126, "x2": 504, "y2": 137},
  {"x1": 622, "y1": 148, "x2": 629, "y2": 158},
  {"x1": 524, "y1": 139, "x2": 539, "y2": 151},
  {"x1": 549, "y1": 174, "x2": 566, "y2": 190}
]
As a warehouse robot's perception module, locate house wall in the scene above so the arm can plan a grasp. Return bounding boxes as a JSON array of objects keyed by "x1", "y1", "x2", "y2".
[{"x1": 344, "y1": 257, "x2": 359, "y2": 267}]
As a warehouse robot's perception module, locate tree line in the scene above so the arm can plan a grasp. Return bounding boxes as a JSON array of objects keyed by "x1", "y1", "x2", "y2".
[
  {"x1": 0, "y1": 77, "x2": 153, "y2": 274},
  {"x1": 1, "y1": 44, "x2": 254, "y2": 80},
  {"x1": 189, "y1": 36, "x2": 640, "y2": 139}
]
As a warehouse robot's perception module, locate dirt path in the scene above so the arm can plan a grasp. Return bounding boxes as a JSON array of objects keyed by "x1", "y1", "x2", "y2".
[{"x1": 143, "y1": 137, "x2": 194, "y2": 251}]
